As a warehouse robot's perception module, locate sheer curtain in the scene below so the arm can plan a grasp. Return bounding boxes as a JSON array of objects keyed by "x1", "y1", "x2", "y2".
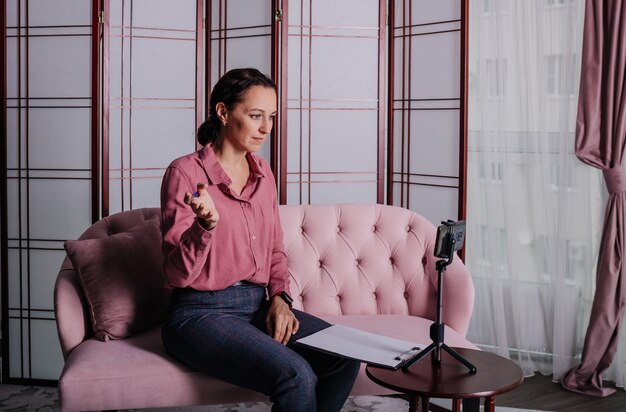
[{"x1": 465, "y1": 0, "x2": 625, "y2": 386}]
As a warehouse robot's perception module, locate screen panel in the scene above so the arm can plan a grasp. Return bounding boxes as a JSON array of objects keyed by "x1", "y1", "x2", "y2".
[
  {"x1": 389, "y1": 0, "x2": 466, "y2": 224},
  {"x1": 408, "y1": 180, "x2": 459, "y2": 225},
  {"x1": 208, "y1": 0, "x2": 273, "y2": 163},
  {"x1": 104, "y1": 0, "x2": 201, "y2": 214},
  {"x1": 284, "y1": 0, "x2": 385, "y2": 205},
  {"x1": 408, "y1": 110, "x2": 460, "y2": 177},
  {"x1": 27, "y1": 108, "x2": 91, "y2": 170},
  {"x1": 30, "y1": 319, "x2": 64, "y2": 380},
  {"x1": 3, "y1": 0, "x2": 94, "y2": 382}
]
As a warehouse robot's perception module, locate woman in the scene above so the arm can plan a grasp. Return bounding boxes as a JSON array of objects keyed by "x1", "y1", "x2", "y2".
[{"x1": 160, "y1": 68, "x2": 360, "y2": 412}]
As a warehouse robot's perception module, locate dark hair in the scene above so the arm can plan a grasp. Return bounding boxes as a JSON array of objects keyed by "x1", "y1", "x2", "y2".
[{"x1": 197, "y1": 68, "x2": 277, "y2": 148}]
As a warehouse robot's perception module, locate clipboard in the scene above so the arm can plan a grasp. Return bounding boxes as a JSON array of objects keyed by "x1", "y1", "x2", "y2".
[{"x1": 294, "y1": 324, "x2": 427, "y2": 369}]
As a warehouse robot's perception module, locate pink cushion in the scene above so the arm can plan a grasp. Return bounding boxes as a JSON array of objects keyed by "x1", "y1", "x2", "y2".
[
  {"x1": 64, "y1": 217, "x2": 171, "y2": 341},
  {"x1": 59, "y1": 327, "x2": 267, "y2": 411}
]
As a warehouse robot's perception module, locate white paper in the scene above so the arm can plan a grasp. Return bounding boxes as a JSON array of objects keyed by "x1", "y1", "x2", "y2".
[{"x1": 295, "y1": 324, "x2": 427, "y2": 369}]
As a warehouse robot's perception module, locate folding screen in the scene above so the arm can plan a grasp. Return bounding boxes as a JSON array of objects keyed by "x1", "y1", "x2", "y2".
[
  {"x1": 2, "y1": 0, "x2": 467, "y2": 383},
  {"x1": 3, "y1": 0, "x2": 95, "y2": 382},
  {"x1": 389, "y1": 0, "x2": 467, "y2": 223},
  {"x1": 103, "y1": 0, "x2": 202, "y2": 215},
  {"x1": 282, "y1": 0, "x2": 386, "y2": 204},
  {"x1": 208, "y1": 0, "x2": 275, "y2": 164}
]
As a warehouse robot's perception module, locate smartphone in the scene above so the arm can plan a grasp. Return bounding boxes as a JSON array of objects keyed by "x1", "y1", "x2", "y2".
[{"x1": 434, "y1": 220, "x2": 466, "y2": 259}]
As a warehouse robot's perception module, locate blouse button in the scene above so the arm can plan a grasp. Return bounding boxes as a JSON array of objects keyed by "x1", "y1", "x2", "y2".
[{"x1": 251, "y1": 235, "x2": 257, "y2": 240}]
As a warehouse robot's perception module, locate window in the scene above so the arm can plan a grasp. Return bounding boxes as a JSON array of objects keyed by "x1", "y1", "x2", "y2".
[
  {"x1": 478, "y1": 225, "x2": 508, "y2": 270},
  {"x1": 550, "y1": 156, "x2": 575, "y2": 191},
  {"x1": 483, "y1": 0, "x2": 510, "y2": 15},
  {"x1": 486, "y1": 59, "x2": 507, "y2": 97},
  {"x1": 546, "y1": 54, "x2": 577, "y2": 96},
  {"x1": 491, "y1": 162, "x2": 503, "y2": 183},
  {"x1": 547, "y1": 0, "x2": 575, "y2": 6}
]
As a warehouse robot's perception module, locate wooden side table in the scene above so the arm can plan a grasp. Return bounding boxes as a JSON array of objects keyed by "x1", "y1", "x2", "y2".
[{"x1": 365, "y1": 348, "x2": 523, "y2": 412}]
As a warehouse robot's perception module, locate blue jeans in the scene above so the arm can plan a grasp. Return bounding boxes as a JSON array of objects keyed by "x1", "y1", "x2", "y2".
[{"x1": 162, "y1": 284, "x2": 360, "y2": 412}]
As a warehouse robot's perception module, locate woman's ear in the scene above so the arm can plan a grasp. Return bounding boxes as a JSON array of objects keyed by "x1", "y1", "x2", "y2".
[{"x1": 215, "y1": 102, "x2": 228, "y2": 125}]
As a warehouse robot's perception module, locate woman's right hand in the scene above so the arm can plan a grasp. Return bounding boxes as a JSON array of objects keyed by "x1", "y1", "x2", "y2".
[{"x1": 184, "y1": 183, "x2": 219, "y2": 230}]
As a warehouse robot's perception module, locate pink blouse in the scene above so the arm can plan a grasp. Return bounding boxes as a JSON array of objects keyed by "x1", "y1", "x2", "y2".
[{"x1": 160, "y1": 144, "x2": 290, "y2": 298}]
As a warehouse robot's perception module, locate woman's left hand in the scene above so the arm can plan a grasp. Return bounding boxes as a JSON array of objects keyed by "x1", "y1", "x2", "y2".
[{"x1": 266, "y1": 296, "x2": 300, "y2": 345}]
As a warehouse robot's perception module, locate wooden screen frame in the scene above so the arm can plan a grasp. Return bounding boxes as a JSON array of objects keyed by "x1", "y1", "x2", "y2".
[
  {"x1": 101, "y1": 0, "x2": 204, "y2": 216},
  {"x1": 0, "y1": 0, "x2": 100, "y2": 385},
  {"x1": 278, "y1": 0, "x2": 387, "y2": 205},
  {"x1": 387, "y1": 0, "x2": 468, "y2": 222}
]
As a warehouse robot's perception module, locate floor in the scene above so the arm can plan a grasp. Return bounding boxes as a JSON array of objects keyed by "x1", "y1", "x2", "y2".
[
  {"x1": 0, "y1": 371, "x2": 625, "y2": 411},
  {"x1": 495, "y1": 373, "x2": 626, "y2": 412}
]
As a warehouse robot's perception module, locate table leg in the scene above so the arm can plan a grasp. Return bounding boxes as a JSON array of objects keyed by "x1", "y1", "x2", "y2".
[
  {"x1": 408, "y1": 394, "x2": 419, "y2": 412},
  {"x1": 420, "y1": 395, "x2": 430, "y2": 412},
  {"x1": 462, "y1": 397, "x2": 480, "y2": 412},
  {"x1": 484, "y1": 396, "x2": 496, "y2": 412},
  {"x1": 451, "y1": 398, "x2": 462, "y2": 412}
]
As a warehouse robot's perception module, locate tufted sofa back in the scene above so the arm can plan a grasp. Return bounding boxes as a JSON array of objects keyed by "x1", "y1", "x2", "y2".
[
  {"x1": 55, "y1": 204, "x2": 474, "y2": 359},
  {"x1": 280, "y1": 204, "x2": 474, "y2": 335}
]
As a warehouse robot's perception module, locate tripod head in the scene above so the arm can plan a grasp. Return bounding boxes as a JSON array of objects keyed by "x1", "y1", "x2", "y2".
[{"x1": 434, "y1": 220, "x2": 466, "y2": 271}]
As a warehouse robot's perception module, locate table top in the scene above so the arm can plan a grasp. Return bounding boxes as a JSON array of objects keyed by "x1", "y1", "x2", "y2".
[{"x1": 366, "y1": 348, "x2": 524, "y2": 399}]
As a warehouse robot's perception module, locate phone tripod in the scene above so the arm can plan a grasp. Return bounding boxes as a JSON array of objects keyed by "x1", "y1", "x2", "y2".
[{"x1": 402, "y1": 238, "x2": 477, "y2": 373}]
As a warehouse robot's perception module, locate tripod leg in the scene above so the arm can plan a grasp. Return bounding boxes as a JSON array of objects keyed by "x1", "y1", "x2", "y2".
[
  {"x1": 463, "y1": 397, "x2": 480, "y2": 412},
  {"x1": 441, "y1": 344, "x2": 477, "y2": 374},
  {"x1": 408, "y1": 395, "x2": 419, "y2": 412},
  {"x1": 402, "y1": 342, "x2": 437, "y2": 369}
]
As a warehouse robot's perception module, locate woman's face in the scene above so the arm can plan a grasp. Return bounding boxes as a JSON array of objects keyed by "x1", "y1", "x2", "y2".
[{"x1": 219, "y1": 85, "x2": 277, "y2": 153}]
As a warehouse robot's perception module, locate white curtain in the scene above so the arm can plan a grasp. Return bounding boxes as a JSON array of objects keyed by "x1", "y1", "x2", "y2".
[{"x1": 465, "y1": 0, "x2": 625, "y2": 387}]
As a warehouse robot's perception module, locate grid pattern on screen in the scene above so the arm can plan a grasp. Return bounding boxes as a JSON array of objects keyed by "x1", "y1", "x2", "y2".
[
  {"x1": 103, "y1": 0, "x2": 202, "y2": 215},
  {"x1": 388, "y1": 0, "x2": 467, "y2": 224},
  {"x1": 2, "y1": 0, "x2": 95, "y2": 383},
  {"x1": 282, "y1": 0, "x2": 386, "y2": 205},
  {"x1": 207, "y1": 0, "x2": 275, "y2": 165}
]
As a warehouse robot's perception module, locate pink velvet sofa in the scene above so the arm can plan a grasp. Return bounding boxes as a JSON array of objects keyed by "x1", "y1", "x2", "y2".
[{"x1": 54, "y1": 204, "x2": 476, "y2": 412}]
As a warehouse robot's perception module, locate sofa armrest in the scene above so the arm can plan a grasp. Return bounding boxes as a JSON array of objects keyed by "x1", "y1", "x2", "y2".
[
  {"x1": 54, "y1": 257, "x2": 91, "y2": 360},
  {"x1": 54, "y1": 207, "x2": 162, "y2": 359}
]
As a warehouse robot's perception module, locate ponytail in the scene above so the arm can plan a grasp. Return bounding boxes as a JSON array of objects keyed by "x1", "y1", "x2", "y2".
[{"x1": 197, "y1": 115, "x2": 221, "y2": 147}]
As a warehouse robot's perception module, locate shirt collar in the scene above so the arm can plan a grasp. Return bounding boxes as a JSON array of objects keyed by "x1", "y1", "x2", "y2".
[
  {"x1": 200, "y1": 145, "x2": 266, "y2": 185},
  {"x1": 247, "y1": 152, "x2": 266, "y2": 180}
]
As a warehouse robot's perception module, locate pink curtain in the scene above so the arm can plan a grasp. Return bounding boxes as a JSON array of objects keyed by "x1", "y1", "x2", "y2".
[{"x1": 561, "y1": 0, "x2": 626, "y2": 397}]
